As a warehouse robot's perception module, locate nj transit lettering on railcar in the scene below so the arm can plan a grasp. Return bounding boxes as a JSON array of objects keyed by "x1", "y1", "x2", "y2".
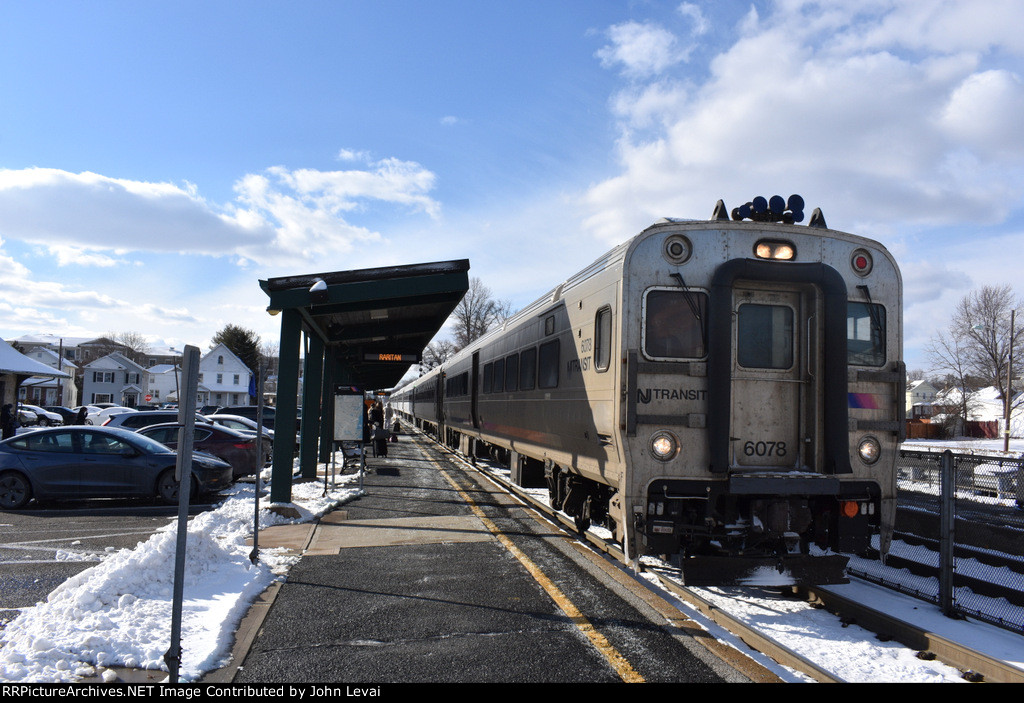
[
  {"x1": 637, "y1": 388, "x2": 708, "y2": 404},
  {"x1": 567, "y1": 357, "x2": 592, "y2": 373}
]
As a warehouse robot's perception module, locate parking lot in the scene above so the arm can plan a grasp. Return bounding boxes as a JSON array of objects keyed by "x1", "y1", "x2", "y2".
[{"x1": 0, "y1": 497, "x2": 222, "y2": 636}]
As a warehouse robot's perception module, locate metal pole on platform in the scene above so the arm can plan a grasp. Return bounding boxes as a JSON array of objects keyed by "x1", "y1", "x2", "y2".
[
  {"x1": 164, "y1": 344, "x2": 199, "y2": 684},
  {"x1": 251, "y1": 364, "x2": 265, "y2": 565}
]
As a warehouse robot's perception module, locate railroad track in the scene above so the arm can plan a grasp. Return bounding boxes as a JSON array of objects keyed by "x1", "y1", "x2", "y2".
[{"x1": 403, "y1": 424, "x2": 1023, "y2": 683}]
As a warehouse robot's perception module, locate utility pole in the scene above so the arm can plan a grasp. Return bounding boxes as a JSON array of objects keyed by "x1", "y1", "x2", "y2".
[{"x1": 1005, "y1": 308, "x2": 1017, "y2": 453}]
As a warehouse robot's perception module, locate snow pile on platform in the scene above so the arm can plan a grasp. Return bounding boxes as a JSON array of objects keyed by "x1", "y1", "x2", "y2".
[{"x1": 0, "y1": 473, "x2": 362, "y2": 683}]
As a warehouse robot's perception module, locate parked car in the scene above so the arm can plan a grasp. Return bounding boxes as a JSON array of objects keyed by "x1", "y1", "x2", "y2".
[
  {"x1": 199, "y1": 405, "x2": 224, "y2": 416},
  {"x1": 102, "y1": 410, "x2": 206, "y2": 431},
  {"x1": 70, "y1": 405, "x2": 105, "y2": 425},
  {"x1": 18, "y1": 405, "x2": 63, "y2": 427},
  {"x1": 94, "y1": 407, "x2": 137, "y2": 425},
  {"x1": 206, "y1": 414, "x2": 275, "y2": 460},
  {"x1": 222, "y1": 405, "x2": 276, "y2": 429},
  {"x1": 136, "y1": 423, "x2": 260, "y2": 478},
  {"x1": 16, "y1": 406, "x2": 38, "y2": 426},
  {"x1": 42, "y1": 406, "x2": 78, "y2": 425},
  {"x1": 0, "y1": 426, "x2": 233, "y2": 508},
  {"x1": 223, "y1": 405, "x2": 302, "y2": 432}
]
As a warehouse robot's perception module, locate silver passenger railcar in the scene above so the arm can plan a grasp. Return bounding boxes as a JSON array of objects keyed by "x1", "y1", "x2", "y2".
[{"x1": 394, "y1": 196, "x2": 903, "y2": 584}]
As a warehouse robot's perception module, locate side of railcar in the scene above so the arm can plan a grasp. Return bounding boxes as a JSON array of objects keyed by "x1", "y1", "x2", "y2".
[
  {"x1": 404, "y1": 366, "x2": 443, "y2": 437},
  {"x1": 617, "y1": 215, "x2": 902, "y2": 583},
  {"x1": 440, "y1": 247, "x2": 629, "y2": 517}
]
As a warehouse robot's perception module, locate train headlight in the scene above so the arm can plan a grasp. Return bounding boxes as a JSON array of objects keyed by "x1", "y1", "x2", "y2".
[
  {"x1": 857, "y1": 436, "x2": 881, "y2": 465},
  {"x1": 754, "y1": 240, "x2": 796, "y2": 260},
  {"x1": 650, "y1": 430, "x2": 679, "y2": 461}
]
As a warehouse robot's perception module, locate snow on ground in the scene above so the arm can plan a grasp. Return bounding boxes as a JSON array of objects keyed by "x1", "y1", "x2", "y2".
[
  {"x1": 2, "y1": 435, "x2": 1024, "y2": 683},
  {"x1": 902, "y1": 437, "x2": 1024, "y2": 455},
  {"x1": 0, "y1": 464, "x2": 364, "y2": 683}
]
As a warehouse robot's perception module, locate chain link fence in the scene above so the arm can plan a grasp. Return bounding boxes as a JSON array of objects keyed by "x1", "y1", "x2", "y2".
[{"x1": 847, "y1": 447, "x2": 1024, "y2": 633}]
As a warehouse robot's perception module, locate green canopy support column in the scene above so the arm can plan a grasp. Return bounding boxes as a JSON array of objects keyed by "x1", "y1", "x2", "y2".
[
  {"x1": 318, "y1": 355, "x2": 335, "y2": 464},
  {"x1": 271, "y1": 308, "x2": 301, "y2": 504},
  {"x1": 299, "y1": 333, "x2": 324, "y2": 480}
]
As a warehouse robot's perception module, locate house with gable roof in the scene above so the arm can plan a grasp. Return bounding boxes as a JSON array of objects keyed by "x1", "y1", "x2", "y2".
[
  {"x1": 17, "y1": 346, "x2": 79, "y2": 406},
  {"x1": 0, "y1": 339, "x2": 71, "y2": 409},
  {"x1": 83, "y1": 352, "x2": 150, "y2": 407},
  {"x1": 199, "y1": 343, "x2": 253, "y2": 407}
]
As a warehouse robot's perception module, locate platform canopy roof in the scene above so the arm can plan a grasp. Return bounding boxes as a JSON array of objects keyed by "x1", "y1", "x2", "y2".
[
  {"x1": 260, "y1": 259, "x2": 469, "y2": 390},
  {"x1": 0, "y1": 340, "x2": 70, "y2": 379}
]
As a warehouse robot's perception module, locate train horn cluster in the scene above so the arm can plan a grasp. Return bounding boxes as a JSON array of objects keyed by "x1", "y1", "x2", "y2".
[{"x1": 713, "y1": 194, "x2": 826, "y2": 228}]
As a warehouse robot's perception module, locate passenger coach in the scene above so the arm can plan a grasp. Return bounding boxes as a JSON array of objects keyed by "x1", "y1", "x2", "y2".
[{"x1": 394, "y1": 196, "x2": 903, "y2": 584}]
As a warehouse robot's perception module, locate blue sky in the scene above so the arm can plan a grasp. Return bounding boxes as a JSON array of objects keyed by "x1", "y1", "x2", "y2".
[{"x1": 1, "y1": 1, "x2": 1023, "y2": 373}]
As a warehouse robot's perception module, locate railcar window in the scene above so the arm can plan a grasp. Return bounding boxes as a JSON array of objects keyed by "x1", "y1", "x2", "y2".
[
  {"x1": 595, "y1": 307, "x2": 612, "y2": 372},
  {"x1": 538, "y1": 340, "x2": 560, "y2": 388},
  {"x1": 505, "y1": 354, "x2": 519, "y2": 391},
  {"x1": 643, "y1": 289, "x2": 707, "y2": 359},
  {"x1": 520, "y1": 347, "x2": 537, "y2": 390},
  {"x1": 737, "y1": 304, "x2": 794, "y2": 369},
  {"x1": 482, "y1": 363, "x2": 493, "y2": 394},
  {"x1": 445, "y1": 373, "x2": 469, "y2": 397},
  {"x1": 492, "y1": 359, "x2": 505, "y2": 393},
  {"x1": 848, "y1": 302, "x2": 887, "y2": 367}
]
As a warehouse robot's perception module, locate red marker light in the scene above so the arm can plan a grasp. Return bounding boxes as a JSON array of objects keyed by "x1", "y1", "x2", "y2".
[{"x1": 851, "y1": 249, "x2": 873, "y2": 275}]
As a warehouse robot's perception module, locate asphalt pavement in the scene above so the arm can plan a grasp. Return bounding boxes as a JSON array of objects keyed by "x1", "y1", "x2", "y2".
[{"x1": 189, "y1": 430, "x2": 762, "y2": 685}]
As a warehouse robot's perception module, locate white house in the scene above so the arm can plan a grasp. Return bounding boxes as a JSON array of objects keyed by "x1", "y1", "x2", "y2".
[
  {"x1": 906, "y1": 379, "x2": 939, "y2": 415},
  {"x1": 17, "y1": 347, "x2": 79, "y2": 406},
  {"x1": 146, "y1": 364, "x2": 180, "y2": 404},
  {"x1": 0, "y1": 340, "x2": 71, "y2": 409},
  {"x1": 83, "y1": 353, "x2": 150, "y2": 407},
  {"x1": 199, "y1": 344, "x2": 253, "y2": 407},
  {"x1": 936, "y1": 386, "x2": 1024, "y2": 439}
]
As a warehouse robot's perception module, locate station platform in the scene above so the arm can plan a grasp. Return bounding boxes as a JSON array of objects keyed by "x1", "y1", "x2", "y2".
[{"x1": 199, "y1": 429, "x2": 763, "y2": 684}]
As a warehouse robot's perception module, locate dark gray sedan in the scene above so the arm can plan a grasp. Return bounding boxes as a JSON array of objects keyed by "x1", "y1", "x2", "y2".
[
  {"x1": 136, "y1": 422, "x2": 260, "y2": 478},
  {"x1": 0, "y1": 426, "x2": 234, "y2": 509}
]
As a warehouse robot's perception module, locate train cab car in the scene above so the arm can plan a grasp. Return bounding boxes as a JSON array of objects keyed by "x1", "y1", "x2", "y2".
[{"x1": 398, "y1": 196, "x2": 902, "y2": 585}]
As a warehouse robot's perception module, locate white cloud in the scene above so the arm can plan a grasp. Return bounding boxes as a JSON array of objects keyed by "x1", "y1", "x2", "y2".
[
  {"x1": 0, "y1": 156, "x2": 441, "y2": 270},
  {"x1": 584, "y1": 2, "x2": 1024, "y2": 245},
  {"x1": 0, "y1": 168, "x2": 274, "y2": 257},
  {"x1": 596, "y1": 21, "x2": 692, "y2": 78},
  {"x1": 45, "y1": 244, "x2": 132, "y2": 268},
  {"x1": 939, "y1": 69, "x2": 1024, "y2": 159},
  {"x1": 677, "y1": 3, "x2": 709, "y2": 36}
]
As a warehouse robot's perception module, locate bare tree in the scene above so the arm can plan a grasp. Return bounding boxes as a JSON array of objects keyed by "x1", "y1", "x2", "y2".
[
  {"x1": 451, "y1": 277, "x2": 513, "y2": 349},
  {"x1": 926, "y1": 330, "x2": 982, "y2": 436},
  {"x1": 422, "y1": 338, "x2": 457, "y2": 369},
  {"x1": 953, "y1": 285, "x2": 1023, "y2": 408},
  {"x1": 927, "y1": 285, "x2": 1024, "y2": 437},
  {"x1": 102, "y1": 331, "x2": 150, "y2": 365}
]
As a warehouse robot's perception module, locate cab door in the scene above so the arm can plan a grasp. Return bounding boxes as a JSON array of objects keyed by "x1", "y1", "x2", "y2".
[{"x1": 729, "y1": 285, "x2": 821, "y2": 471}]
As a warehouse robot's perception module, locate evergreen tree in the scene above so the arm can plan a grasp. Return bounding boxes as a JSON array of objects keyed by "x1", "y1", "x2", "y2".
[{"x1": 211, "y1": 324, "x2": 262, "y2": 374}]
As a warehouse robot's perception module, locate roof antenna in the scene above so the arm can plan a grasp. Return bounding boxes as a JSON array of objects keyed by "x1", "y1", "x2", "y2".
[
  {"x1": 711, "y1": 199, "x2": 730, "y2": 221},
  {"x1": 808, "y1": 208, "x2": 827, "y2": 229}
]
